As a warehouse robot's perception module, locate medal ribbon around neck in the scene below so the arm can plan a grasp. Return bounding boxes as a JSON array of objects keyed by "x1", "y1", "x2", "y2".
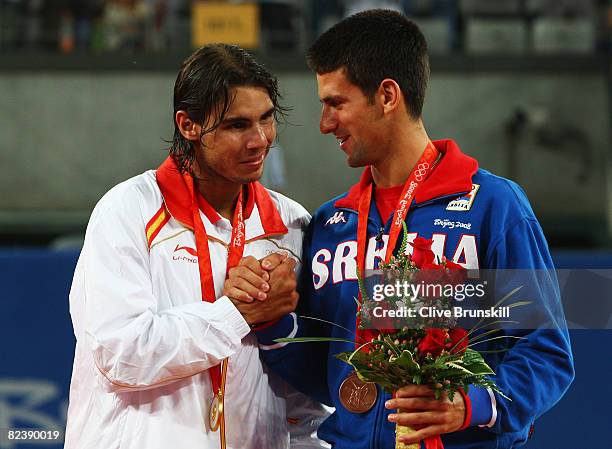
[
  {"x1": 189, "y1": 176, "x2": 247, "y2": 430},
  {"x1": 355, "y1": 142, "x2": 439, "y2": 343},
  {"x1": 354, "y1": 142, "x2": 445, "y2": 449}
]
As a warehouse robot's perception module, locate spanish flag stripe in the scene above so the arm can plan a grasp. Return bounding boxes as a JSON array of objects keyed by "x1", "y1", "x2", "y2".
[{"x1": 145, "y1": 206, "x2": 170, "y2": 247}]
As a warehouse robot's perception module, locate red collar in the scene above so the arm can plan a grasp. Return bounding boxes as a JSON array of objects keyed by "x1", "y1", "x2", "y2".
[
  {"x1": 334, "y1": 139, "x2": 478, "y2": 210},
  {"x1": 195, "y1": 184, "x2": 256, "y2": 224},
  {"x1": 156, "y1": 156, "x2": 288, "y2": 235}
]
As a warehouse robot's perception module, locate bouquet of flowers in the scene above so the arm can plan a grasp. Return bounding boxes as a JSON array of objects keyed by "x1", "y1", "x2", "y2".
[
  {"x1": 346, "y1": 230, "x2": 514, "y2": 448},
  {"x1": 278, "y1": 226, "x2": 525, "y2": 449}
]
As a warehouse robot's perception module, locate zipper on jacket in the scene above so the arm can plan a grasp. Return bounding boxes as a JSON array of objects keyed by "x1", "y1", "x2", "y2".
[
  {"x1": 373, "y1": 389, "x2": 385, "y2": 449},
  {"x1": 336, "y1": 207, "x2": 381, "y2": 230},
  {"x1": 412, "y1": 191, "x2": 470, "y2": 209}
]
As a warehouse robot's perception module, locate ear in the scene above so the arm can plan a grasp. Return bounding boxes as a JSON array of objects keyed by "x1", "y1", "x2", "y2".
[
  {"x1": 377, "y1": 79, "x2": 403, "y2": 115},
  {"x1": 175, "y1": 110, "x2": 201, "y2": 141}
]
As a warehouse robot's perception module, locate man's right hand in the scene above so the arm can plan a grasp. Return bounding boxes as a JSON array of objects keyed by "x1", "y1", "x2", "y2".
[{"x1": 224, "y1": 254, "x2": 299, "y2": 325}]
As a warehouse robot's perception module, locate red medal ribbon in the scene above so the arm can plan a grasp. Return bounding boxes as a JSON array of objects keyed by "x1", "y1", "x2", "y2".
[
  {"x1": 355, "y1": 142, "x2": 439, "y2": 339},
  {"x1": 424, "y1": 436, "x2": 444, "y2": 449},
  {"x1": 356, "y1": 142, "x2": 439, "y2": 277},
  {"x1": 355, "y1": 143, "x2": 442, "y2": 448},
  {"x1": 355, "y1": 143, "x2": 441, "y2": 449},
  {"x1": 188, "y1": 174, "x2": 246, "y2": 399}
]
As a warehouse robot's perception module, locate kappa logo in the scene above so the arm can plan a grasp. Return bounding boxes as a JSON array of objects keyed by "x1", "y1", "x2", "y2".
[
  {"x1": 173, "y1": 244, "x2": 197, "y2": 263},
  {"x1": 446, "y1": 184, "x2": 480, "y2": 212},
  {"x1": 325, "y1": 211, "x2": 347, "y2": 226}
]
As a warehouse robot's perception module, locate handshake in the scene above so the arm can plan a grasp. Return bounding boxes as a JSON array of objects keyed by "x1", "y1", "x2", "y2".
[{"x1": 223, "y1": 253, "x2": 299, "y2": 327}]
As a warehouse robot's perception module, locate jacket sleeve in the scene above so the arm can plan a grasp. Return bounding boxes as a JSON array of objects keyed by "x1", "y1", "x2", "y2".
[
  {"x1": 255, "y1": 220, "x2": 333, "y2": 406},
  {"x1": 478, "y1": 216, "x2": 574, "y2": 435},
  {"x1": 75, "y1": 185, "x2": 251, "y2": 393}
]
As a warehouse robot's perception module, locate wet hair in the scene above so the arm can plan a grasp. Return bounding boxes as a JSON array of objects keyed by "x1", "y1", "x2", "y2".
[
  {"x1": 170, "y1": 44, "x2": 287, "y2": 174},
  {"x1": 307, "y1": 9, "x2": 429, "y2": 119}
]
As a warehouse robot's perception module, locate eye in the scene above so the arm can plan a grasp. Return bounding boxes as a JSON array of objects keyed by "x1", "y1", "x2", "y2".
[{"x1": 228, "y1": 121, "x2": 247, "y2": 130}]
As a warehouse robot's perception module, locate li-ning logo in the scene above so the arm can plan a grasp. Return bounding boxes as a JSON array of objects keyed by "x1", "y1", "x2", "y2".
[
  {"x1": 173, "y1": 244, "x2": 197, "y2": 263},
  {"x1": 414, "y1": 162, "x2": 430, "y2": 182},
  {"x1": 325, "y1": 211, "x2": 347, "y2": 226}
]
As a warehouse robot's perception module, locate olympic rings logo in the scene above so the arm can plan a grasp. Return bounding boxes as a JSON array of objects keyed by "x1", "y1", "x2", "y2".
[{"x1": 414, "y1": 162, "x2": 430, "y2": 181}]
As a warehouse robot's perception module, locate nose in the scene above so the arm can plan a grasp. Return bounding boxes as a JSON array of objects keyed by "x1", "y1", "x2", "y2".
[
  {"x1": 319, "y1": 105, "x2": 337, "y2": 135},
  {"x1": 247, "y1": 123, "x2": 274, "y2": 150}
]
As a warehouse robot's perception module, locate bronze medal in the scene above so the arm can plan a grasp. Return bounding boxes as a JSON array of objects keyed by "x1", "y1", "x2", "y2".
[
  {"x1": 208, "y1": 393, "x2": 223, "y2": 431},
  {"x1": 339, "y1": 372, "x2": 377, "y2": 413}
]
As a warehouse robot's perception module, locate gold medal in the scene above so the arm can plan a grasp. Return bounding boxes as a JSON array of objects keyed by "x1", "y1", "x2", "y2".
[
  {"x1": 338, "y1": 372, "x2": 377, "y2": 413},
  {"x1": 209, "y1": 393, "x2": 223, "y2": 431}
]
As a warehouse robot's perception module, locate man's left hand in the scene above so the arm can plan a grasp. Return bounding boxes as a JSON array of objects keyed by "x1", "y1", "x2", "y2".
[{"x1": 384, "y1": 384, "x2": 465, "y2": 444}]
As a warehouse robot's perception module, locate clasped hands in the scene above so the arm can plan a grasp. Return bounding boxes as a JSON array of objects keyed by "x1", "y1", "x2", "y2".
[
  {"x1": 224, "y1": 252, "x2": 299, "y2": 326},
  {"x1": 224, "y1": 253, "x2": 466, "y2": 442}
]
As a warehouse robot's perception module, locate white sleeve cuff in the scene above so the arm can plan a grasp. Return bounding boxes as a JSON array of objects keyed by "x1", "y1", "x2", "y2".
[
  {"x1": 478, "y1": 387, "x2": 498, "y2": 428},
  {"x1": 210, "y1": 295, "x2": 251, "y2": 339}
]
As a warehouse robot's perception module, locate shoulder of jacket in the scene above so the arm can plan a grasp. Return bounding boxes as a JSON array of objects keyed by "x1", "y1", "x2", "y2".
[
  {"x1": 265, "y1": 188, "x2": 311, "y2": 228},
  {"x1": 310, "y1": 192, "x2": 350, "y2": 225},
  {"x1": 471, "y1": 169, "x2": 535, "y2": 219},
  {"x1": 91, "y1": 170, "x2": 163, "y2": 223}
]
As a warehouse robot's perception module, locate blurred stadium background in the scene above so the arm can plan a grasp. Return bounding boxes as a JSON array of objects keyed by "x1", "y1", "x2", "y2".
[{"x1": 1, "y1": 1, "x2": 611, "y2": 448}]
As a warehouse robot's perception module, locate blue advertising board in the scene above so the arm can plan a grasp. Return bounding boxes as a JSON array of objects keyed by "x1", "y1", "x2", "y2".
[{"x1": 0, "y1": 249, "x2": 610, "y2": 448}]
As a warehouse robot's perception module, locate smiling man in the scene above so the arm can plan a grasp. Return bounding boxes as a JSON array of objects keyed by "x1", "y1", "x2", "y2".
[
  {"x1": 64, "y1": 44, "x2": 328, "y2": 449},
  {"x1": 225, "y1": 9, "x2": 574, "y2": 449}
]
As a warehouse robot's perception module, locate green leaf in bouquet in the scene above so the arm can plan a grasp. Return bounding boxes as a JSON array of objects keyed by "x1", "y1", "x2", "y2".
[
  {"x1": 444, "y1": 362, "x2": 474, "y2": 375},
  {"x1": 389, "y1": 349, "x2": 421, "y2": 372},
  {"x1": 465, "y1": 320, "x2": 519, "y2": 340},
  {"x1": 507, "y1": 300, "x2": 533, "y2": 309},
  {"x1": 462, "y1": 361, "x2": 495, "y2": 376},
  {"x1": 274, "y1": 336, "x2": 357, "y2": 346},
  {"x1": 468, "y1": 335, "x2": 526, "y2": 347},
  {"x1": 461, "y1": 348, "x2": 486, "y2": 364},
  {"x1": 399, "y1": 221, "x2": 409, "y2": 257},
  {"x1": 356, "y1": 270, "x2": 370, "y2": 303}
]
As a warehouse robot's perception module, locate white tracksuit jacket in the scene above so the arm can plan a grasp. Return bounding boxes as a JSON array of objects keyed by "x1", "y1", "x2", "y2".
[{"x1": 65, "y1": 164, "x2": 328, "y2": 449}]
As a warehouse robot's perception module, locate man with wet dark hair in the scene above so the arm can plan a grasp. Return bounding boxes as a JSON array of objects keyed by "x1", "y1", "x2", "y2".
[
  {"x1": 227, "y1": 10, "x2": 573, "y2": 449},
  {"x1": 64, "y1": 43, "x2": 327, "y2": 449}
]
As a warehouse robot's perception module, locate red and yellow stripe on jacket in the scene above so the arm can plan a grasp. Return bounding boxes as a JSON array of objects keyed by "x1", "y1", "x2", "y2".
[{"x1": 145, "y1": 205, "x2": 171, "y2": 248}]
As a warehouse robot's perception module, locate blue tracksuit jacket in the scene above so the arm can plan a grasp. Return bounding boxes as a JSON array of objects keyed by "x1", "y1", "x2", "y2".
[{"x1": 257, "y1": 139, "x2": 574, "y2": 449}]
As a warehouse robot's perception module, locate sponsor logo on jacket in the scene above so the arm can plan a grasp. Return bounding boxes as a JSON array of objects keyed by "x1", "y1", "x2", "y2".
[
  {"x1": 434, "y1": 218, "x2": 472, "y2": 230},
  {"x1": 173, "y1": 244, "x2": 197, "y2": 263},
  {"x1": 325, "y1": 211, "x2": 347, "y2": 226},
  {"x1": 446, "y1": 184, "x2": 480, "y2": 211}
]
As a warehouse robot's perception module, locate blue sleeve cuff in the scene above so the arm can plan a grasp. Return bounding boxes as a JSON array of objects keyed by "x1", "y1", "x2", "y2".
[
  {"x1": 468, "y1": 386, "x2": 494, "y2": 427},
  {"x1": 255, "y1": 313, "x2": 297, "y2": 347}
]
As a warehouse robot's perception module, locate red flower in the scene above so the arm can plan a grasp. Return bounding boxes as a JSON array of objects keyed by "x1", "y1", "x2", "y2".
[
  {"x1": 410, "y1": 237, "x2": 435, "y2": 268},
  {"x1": 360, "y1": 329, "x2": 379, "y2": 353},
  {"x1": 442, "y1": 259, "x2": 467, "y2": 287},
  {"x1": 417, "y1": 328, "x2": 448, "y2": 357},
  {"x1": 448, "y1": 328, "x2": 468, "y2": 354},
  {"x1": 444, "y1": 259, "x2": 464, "y2": 270},
  {"x1": 373, "y1": 300, "x2": 399, "y2": 334},
  {"x1": 417, "y1": 328, "x2": 469, "y2": 357},
  {"x1": 415, "y1": 261, "x2": 444, "y2": 283}
]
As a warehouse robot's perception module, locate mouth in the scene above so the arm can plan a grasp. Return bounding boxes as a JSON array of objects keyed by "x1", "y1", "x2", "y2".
[
  {"x1": 337, "y1": 135, "x2": 350, "y2": 150},
  {"x1": 240, "y1": 154, "x2": 265, "y2": 167}
]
